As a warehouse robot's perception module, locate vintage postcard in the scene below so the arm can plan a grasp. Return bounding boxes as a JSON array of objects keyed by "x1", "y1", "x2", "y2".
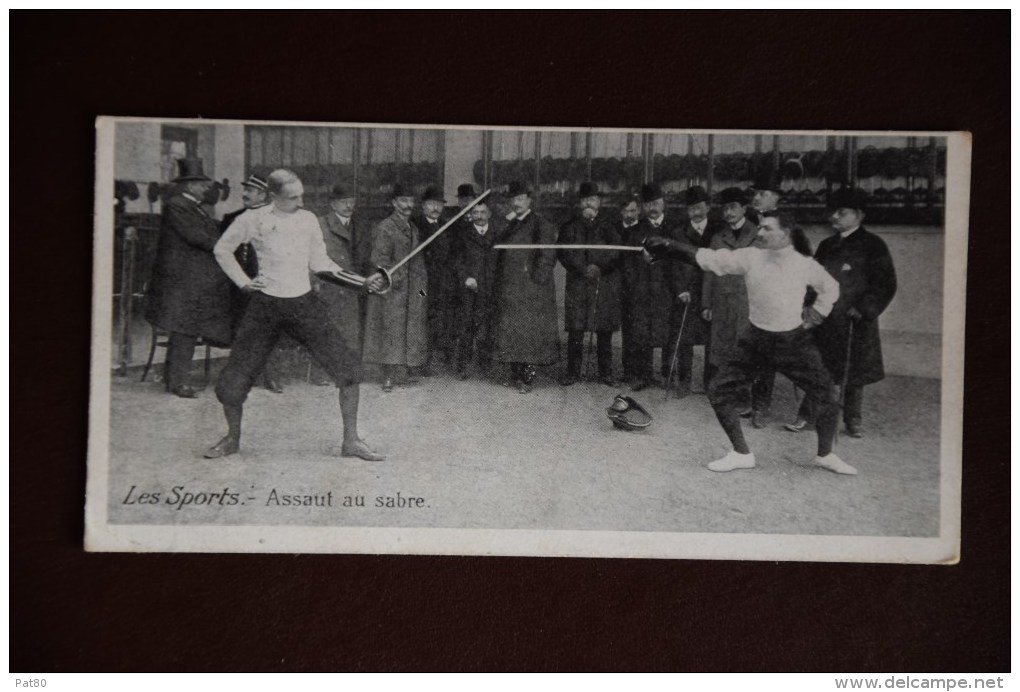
[{"x1": 85, "y1": 117, "x2": 968, "y2": 562}]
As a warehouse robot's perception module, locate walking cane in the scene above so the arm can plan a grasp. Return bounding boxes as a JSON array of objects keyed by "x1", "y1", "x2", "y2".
[
  {"x1": 835, "y1": 320, "x2": 855, "y2": 447},
  {"x1": 582, "y1": 276, "x2": 601, "y2": 381},
  {"x1": 664, "y1": 301, "x2": 690, "y2": 401}
]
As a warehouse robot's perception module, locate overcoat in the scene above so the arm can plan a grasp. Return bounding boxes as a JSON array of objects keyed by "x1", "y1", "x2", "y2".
[
  {"x1": 701, "y1": 220, "x2": 758, "y2": 366},
  {"x1": 557, "y1": 212, "x2": 622, "y2": 332},
  {"x1": 666, "y1": 218, "x2": 722, "y2": 346},
  {"x1": 414, "y1": 213, "x2": 460, "y2": 353},
  {"x1": 812, "y1": 226, "x2": 897, "y2": 385},
  {"x1": 145, "y1": 194, "x2": 233, "y2": 346},
  {"x1": 620, "y1": 216, "x2": 676, "y2": 347},
  {"x1": 454, "y1": 219, "x2": 500, "y2": 340},
  {"x1": 492, "y1": 212, "x2": 560, "y2": 365},
  {"x1": 317, "y1": 211, "x2": 372, "y2": 350},
  {"x1": 362, "y1": 213, "x2": 428, "y2": 366}
]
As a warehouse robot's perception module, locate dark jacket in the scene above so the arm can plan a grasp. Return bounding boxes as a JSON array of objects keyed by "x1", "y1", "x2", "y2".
[
  {"x1": 557, "y1": 211, "x2": 622, "y2": 332},
  {"x1": 667, "y1": 217, "x2": 723, "y2": 345},
  {"x1": 317, "y1": 211, "x2": 372, "y2": 350},
  {"x1": 702, "y1": 219, "x2": 758, "y2": 365},
  {"x1": 414, "y1": 212, "x2": 460, "y2": 352},
  {"x1": 812, "y1": 226, "x2": 897, "y2": 385},
  {"x1": 620, "y1": 215, "x2": 677, "y2": 347},
  {"x1": 362, "y1": 213, "x2": 429, "y2": 366},
  {"x1": 454, "y1": 219, "x2": 500, "y2": 336},
  {"x1": 145, "y1": 194, "x2": 232, "y2": 346},
  {"x1": 492, "y1": 211, "x2": 560, "y2": 365}
]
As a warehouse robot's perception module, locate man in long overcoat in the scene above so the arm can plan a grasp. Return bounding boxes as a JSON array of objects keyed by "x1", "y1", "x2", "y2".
[
  {"x1": 453, "y1": 200, "x2": 499, "y2": 379},
  {"x1": 665, "y1": 185, "x2": 723, "y2": 393},
  {"x1": 413, "y1": 185, "x2": 458, "y2": 372},
  {"x1": 787, "y1": 188, "x2": 897, "y2": 438},
  {"x1": 492, "y1": 181, "x2": 560, "y2": 393},
  {"x1": 145, "y1": 158, "x2": 232, "y2": 398},
  {"x1": 702, "y1": 187, "x2": 758, "y2": 385},
  {"x1": 317, "y1": 183, "x2": 372, "y2": 355},
  {"x1": 362, "y1": 185, "x2": 429, "y2": 392},
  {"x1": 620, "y1": 183, "x2": 676, "y2": 392},
  {"x1": 557, "y1": 181, "x2": 622, "y2": 386}
]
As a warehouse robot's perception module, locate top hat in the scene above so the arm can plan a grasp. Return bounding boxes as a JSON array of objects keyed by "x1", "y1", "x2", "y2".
[
  {"x1": 640, "y1": 182, "x2": 664, "y2": 203},
  {"x1": 684, "y1": 185, "x2": 710, "y2": 206},
  {"x1": 241, "y1": 174, "x2": 268, "y2": 192},
  {"x1": 456, "y1": 183, "x2": 476, "y2": 198},
  {"x1": 827, "y1": 187, "x2": 869, "y2": 212},
  {"x1": 719, "y1": 187, "x2": 748, "y2": 206},
  {"x1": 751, "y1": 167, "x2": 783, "y2": 194},
  {"x1": 329, "y1": 183, "x2": 354, "y2": 200},
  {"x1": 390, "y1": 183, "x2": 415, "y2": 199},
  {"x1": 578, "y1": 181, "x2": 601, "y2": 198},
  {"x1": 422, "y1": 185, "x2": 446, "y2": 203},
  {"x1": 505, "y1": 180, "x2": 531, "y2": 198},
  {"x1": 173, "y1": 158, "x2": 212, "y2": 183}
]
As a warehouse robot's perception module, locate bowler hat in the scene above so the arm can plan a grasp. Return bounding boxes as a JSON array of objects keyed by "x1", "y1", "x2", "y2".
[
  {"x1": 578, "y1": 181, "x2": 600, "y2": 198},
  {"x1": 329, "y1": 183, "x2": 353, "y2": 200},
  {"x1": 422, "y1": 185, "x2": 446, "y2": 203},
  {"x1": 751, "y1": 168, "x2": 782, "y2": 194},
  {"x1": 173, "y1": 158, "x2": 212, "y2": 183},
  {"x1": 241, "y1": 174, "x2": 268, "y2": 192},
  {"x1": 719, "y1": 187, "x2": 747, "y2": 206},
  {"x1": 456, "y1": 183, "x2": 476, "y2": 198},
  {"x1": 684, "y1": 185, "x2": 710, "y2": 206},
  {"x1": 640, "y1": 183, "x2": 664, "y2": 203},
  {"x1": 827, "y1": 187, "x2": 868, "y2": 212},
  {"x1": 390, "y1": 183, "x2": 415, "y2": 199},
  {"x1": 505, "y1": 180, "x2": 531, "y2": 198}
]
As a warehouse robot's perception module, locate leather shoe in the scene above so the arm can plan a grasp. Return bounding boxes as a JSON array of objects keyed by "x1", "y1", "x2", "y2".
[
  {"x1": 518, "y1": 381, "x2": 532, "y2": 394},
  {"x1": 559, "y1": 374, "x2": 578, "y2": 386},
  {"x1": 738, "y1": 407, "x2": 753, "y2": 418},
  {"x1": 630, "y1": 379, "x2": 648, "y2": 392},
  {"x1": 846, "y1": 423, "x2": 864, "y2": 439},
  {"x1": 599, "y1": 374, "x2": 617, "y2": 387},
  {"x1": 204, "y1": 435, "x2": 239, "y2": 459},
  {"x1": 382, "y1": 378, "x2": 394, "y2": 393},
  {"x1": 456, "y1": 370, "x2": 470, "y2": 381},
  {"x1": 264, "y1": 378, "x2": 284, "y2": 394},
  {"x1": 784, "y1": 418, "x2": 811, "y2": 433},
  {"x1": 171, "y1": 384, "x2": 197, "y2": 399},
  {"x1": 340, "y1": 439, "x2": 385, "y2": 461},
  {"x1": 751, "y1": 410, "x2": 769, "y2": 429}
]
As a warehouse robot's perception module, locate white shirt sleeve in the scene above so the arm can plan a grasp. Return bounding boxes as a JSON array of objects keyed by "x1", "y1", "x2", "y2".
[
  {"x1": 214, "y1": 212, "x2": 255, "y2": 289},
  {"x1": 807, "y1": 257, "x2": 840, "y2": 317},
  {"x1": 305, "y1": 213, "x2": 342, "y2": 274},
  {"x1": 695, "y1": 247, "x2": 754, "y2": 277}
]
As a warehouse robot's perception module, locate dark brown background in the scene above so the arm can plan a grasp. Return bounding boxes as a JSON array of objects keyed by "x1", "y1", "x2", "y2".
[{"x1": 12, "y1": 11, "x2": 1008, "y2": 671}]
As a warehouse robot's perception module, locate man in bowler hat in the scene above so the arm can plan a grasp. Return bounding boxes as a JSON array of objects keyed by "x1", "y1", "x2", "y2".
[
  {"x1": 557, "y1": 181, "x2": 622, "y2": 386},
  {"x1": 619, "y1": 182, "x2": 677, "y2": 391},
  {"x1": 453, "y1": 199, "x2": 499, "y2": 380},
  {"x1": 412, "y1": 185, "x2": 458, "y2": 373},
  {"x1": 145, "y1": 158, "x2": 233, "y2": 398},
  {"x1": 363, "y1": 184, "x2": 429, "y2": 392},
  {"x1": 491, "y1": 181, "x2": 560, "y2": 393},
  {"x1": 785, "y1": 188, "x2": 897, "y2": 439}
]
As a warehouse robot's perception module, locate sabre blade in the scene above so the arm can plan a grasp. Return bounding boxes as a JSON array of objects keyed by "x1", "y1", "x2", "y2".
[{"x1": 387, "y1": 189, "x2": 492, "y2": 276}]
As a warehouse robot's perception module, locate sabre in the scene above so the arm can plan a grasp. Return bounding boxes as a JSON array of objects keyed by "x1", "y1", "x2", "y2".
[
  {"x1": 494, "y1": 244, "x2": 644, "y2": 251},
  {"x1": 389, "y1": 189, "x2": 492, "y2": 276},
  {"x1": 325, "y1": 189, "x2": 492, "y2": 295},
  {"x1": 664, "y1": 302, "x2": 690, "y2": 401},
  {"x1": 835, "y1": 320, "x2": 855, "y2": 447}
]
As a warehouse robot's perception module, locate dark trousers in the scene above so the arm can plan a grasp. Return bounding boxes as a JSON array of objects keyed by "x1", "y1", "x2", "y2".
[
  {"x1": 622, "y1": 325, "x2": 655, "y2": 383},
  {"x1": 216, "y1": 292, "x2": 360, "y2": 407},
  {"x1": 798, "y1": 383, "x2": 863, "y2": 426},
  {"x1": 709, "y1": 325, "x2": 838, "y2": 457},
  {"x1": 566, "y1": 329, "x2": 613, "y2": 377},
  {"x1": 165, "y1": 332, "x2": 198, "y2": 390},
  {"x1": 456, "y1": 291, "x2": 493, "y2": 373}
]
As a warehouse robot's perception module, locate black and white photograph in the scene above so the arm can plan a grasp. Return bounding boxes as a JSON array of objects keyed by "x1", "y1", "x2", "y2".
[{"x1": 85, "y1": 118, "x2": 968, "y2": 562}]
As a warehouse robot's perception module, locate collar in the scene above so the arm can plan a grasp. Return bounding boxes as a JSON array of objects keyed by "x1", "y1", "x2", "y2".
[
  {"x1": 334, "y1": 212, "x2": 351, "y2": 225},
  {"x1": 691, "y1": 220, "x2": 707, "y2": 233},
  {"x1": 516, "y1": 209, "x2": 531, "y2": 222},
  {"x1": 731, "y1": 218, "x2": 746, "y2": 231},
  {"x1": 840, "y1": 226, "x2": 860, "y2": 240},
  {"x1": 649, "y1": 216, "x2": 663, "y2": 228},
  {"x1": 474, "y1": 224, "x2": 489, "y2": 234},
  {"x1": 622, "y1": 221, "x2": 638, "y2": 229}
]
